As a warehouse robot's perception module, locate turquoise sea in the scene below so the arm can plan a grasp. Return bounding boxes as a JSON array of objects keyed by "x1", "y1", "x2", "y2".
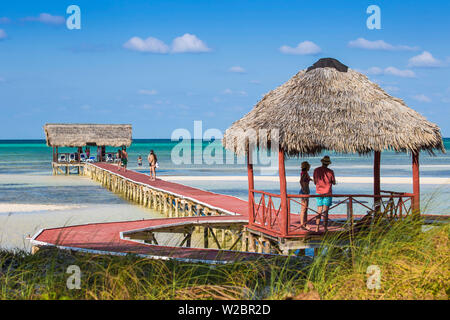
[{"x1": 0, "y1": 139, "x2": 449, "y2": 250}]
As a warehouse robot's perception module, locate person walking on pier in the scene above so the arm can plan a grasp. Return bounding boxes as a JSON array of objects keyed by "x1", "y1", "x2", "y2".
[
  {"x1": 121, "y1": 148, "x2": 128, "y2": 172},
  {"x1": 299, "y1": 161, "x2": 312, "y2": 230},
  {"x1": 148, "y1": 150, "x2": 157, "y2": 181},
  {"x1": 117, "y1": 149, "x2": 122, "y2": 171},
  {"x1": 313, "y1": 156, "x2": 336, "y2": 233}
]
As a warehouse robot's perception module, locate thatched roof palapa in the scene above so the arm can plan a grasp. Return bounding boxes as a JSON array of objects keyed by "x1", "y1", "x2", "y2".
[
  {"x1": 44, "y1": 124, "x2": 132, "y2": 147},
  {"x1": 223, "y1": 58, "x2": 445, "y2": 156}
]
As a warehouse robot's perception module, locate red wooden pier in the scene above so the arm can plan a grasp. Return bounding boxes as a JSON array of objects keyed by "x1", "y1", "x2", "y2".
[
  {"x1": 30, "y1": 163, "x2": 368, "y2": 262},
  {"x1": 31, "y1": 163, "x2": 448, "y2": 263}
]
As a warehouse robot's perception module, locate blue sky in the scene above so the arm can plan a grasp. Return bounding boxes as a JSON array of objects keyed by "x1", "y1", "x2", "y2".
[{"x1": 0, "y1": 0, "x2": 449, "y2": 139}]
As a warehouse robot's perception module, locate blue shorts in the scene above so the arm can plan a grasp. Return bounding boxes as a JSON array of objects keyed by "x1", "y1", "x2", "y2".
[{"x1": 316, "y1": 195, "x2": 332, "y2": 207}]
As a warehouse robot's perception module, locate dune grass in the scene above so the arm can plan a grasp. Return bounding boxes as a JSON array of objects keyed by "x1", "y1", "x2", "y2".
[
  {"x1": 0, "y1": 217, "x2": 448, "y2": 300},
  {"x1": 306, "y1": 217, "x2": 449, "y2": 299}
]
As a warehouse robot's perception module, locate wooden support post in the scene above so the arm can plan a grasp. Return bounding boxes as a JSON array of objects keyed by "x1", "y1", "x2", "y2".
[
  {"x1": 278, "y1": 147, "x2": 289, "y2": 237},
  {"x1": 257, "y1": 235, "x2": 263, "y2": 253},
  {"x1": 209, "y1": 227, "x2": 222, "y2": 249},
  {"x1": 163, "y1": 194, "x2": 168, "y2": 215},
  {"x1": 412, "y1": 151, "x2": 420, "y2": 216},
  {"x1": 242, "y1": 230, "x2": 249, "y2": 251},
  {"x1": 152, "y1": 192, "x2": 157, "y2": 210},
  {"x1": 248, "y1": 232, "x2": 256, "y2": 252},
  {"x1": 204, "y1": 227, "x2": 209, "y2": 248},
  {"x1": 247, "y1": 148, "x2": 255, "y2": 223},
  {"x1": 374, "y1": 151, "x2": 381, "y2": 212},
  {"x1": 175, "y1": 198, "x2": 179, "y2": 217}
]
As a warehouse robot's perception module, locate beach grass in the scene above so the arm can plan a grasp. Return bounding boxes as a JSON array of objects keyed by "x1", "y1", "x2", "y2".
[
  {"x1": 0, "y1": 217, "x2": 448, "y2": 300},
  {"x1": 306, "y1": 216, "x2": 449, "y2": 299}
]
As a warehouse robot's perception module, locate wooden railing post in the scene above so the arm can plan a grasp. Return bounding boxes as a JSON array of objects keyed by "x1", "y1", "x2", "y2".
[
  {"x1": 278, "y1": 147, "x2": 288, "y2": 236},
  {"x1": 412, "y1": 151, "x2": 420, "y2": 216},
  {"x1": 247, "y1": 149, "x2": 255, "y2": 224},
  {"x1": 374, "y1": 151, "x2": 381, "y2": 213}
]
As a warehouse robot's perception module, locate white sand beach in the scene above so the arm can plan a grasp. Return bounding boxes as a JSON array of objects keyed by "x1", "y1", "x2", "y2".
[{"x1": 0, "y1": 203, "x2": 82, "y2": 214}]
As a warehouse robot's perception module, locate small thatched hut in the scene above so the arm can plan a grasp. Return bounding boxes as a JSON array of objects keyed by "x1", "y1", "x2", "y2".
[
  {"x1": 44, "y1": 123, "x2": 132, "y2": 165},
  {"x1": 223, "y1": 58, "x2": 444, "y2": 237},
  {"x1": 44, "y1": 123, "x2": 132, "y2": 148}
]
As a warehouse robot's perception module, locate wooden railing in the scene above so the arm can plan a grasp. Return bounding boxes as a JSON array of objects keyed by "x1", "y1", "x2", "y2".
[{"x1": 249, "y1": 190, "x2": 414, "y2": 237}]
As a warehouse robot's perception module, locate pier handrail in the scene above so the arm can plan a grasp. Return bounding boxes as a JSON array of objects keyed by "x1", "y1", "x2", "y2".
[{"x1": 248, "y1": 189, "x2": 414, "y2": 237}]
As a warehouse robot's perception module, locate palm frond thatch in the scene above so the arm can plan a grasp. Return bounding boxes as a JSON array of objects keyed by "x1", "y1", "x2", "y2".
[
  {"x1": 223, "y1": 58, "x2": 444, "y2": 156},
  {"x1": 43, "y1": 123, "x2": 132, "y2": 147}
]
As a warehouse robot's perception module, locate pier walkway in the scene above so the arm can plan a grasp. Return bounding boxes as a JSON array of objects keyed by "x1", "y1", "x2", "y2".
[{"x1": 30, "y1": 163, "x2": 447, "y2": 263}]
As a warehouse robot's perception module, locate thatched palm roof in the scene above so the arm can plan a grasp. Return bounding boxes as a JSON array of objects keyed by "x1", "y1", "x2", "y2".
[
  {"x1": 44, "y1": 124, "x2": 132, "y2": 147},
  {"x1": 223, "y1": 58, "x2": 444, "y2": 156}
]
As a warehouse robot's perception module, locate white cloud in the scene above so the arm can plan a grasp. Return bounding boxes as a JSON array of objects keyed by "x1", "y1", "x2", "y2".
[
  {"x1": 0, "y1": 17, "x2": 11, "y2": 24},
  {"x1": 348, "y1": 38, "x2": 419, "y2": 51},
  {"x1": 228, "y1": 66, "x2": 246, "y2": 73},
  {"x1": 123, "y1": 36, "x2": 170, "y2": 53},
  {"x1": 279, "y1": 40, "x2": 321, "y2": 55},
  {"x1": 138, "y1": 89, "x2": 158, "y2": 95},
  {"x1": 412, "y1": 94, "x2": 432, "y2": 103},
  {"x1": 124, "y1": 33, "x2": 210, "y2": 54},
  {"x1": 408, "y1": 51, "x2": 444, "y2": 68},
  {"x1": 365, "y1": 67, "x2": 384, "y2": 75},
  {"x1": 21, "y1": 13, "x2": 65, "y2": 25},
  {"x1": 384, "y1": 66, "x2": 416, "y2": 78},
  {"x1": 363, "y1": 66, "x2": 416, "y2": 78},
  {"x1": 0, "y1": 29, "x2": 6, "y2": 40},
  {"x1": 171, "y1": 33, "x2": 211, "y2": 53},
  {"x1": 383, "y1": 86, "x2": 400, "y2": 93},
  {"x1": 222, "y1": 89, "x2": 247, "y2": 96}
]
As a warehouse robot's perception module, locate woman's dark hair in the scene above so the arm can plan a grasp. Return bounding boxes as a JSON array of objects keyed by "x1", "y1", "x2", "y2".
[{"x1": 150, "y1": 150, "x2": 157, "y2": 162}]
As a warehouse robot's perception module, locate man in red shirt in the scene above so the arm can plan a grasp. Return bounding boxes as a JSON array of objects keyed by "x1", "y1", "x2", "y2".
[{"x1": 313, "y1": 156, "x2": 336, "y2": 232}]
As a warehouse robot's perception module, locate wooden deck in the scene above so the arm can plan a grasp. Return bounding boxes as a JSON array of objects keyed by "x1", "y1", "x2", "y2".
[{"x1": 31, "y1": 162, "x2": 449, "y2": 262}]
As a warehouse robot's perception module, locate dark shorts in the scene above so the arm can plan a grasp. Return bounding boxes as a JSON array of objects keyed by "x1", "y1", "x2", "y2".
[{"x1": 121, "y1": 158, "x2": 127, "y2": 165}]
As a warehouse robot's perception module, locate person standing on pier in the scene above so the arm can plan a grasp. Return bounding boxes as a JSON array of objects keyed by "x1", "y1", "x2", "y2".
[
  {"x1": 299, "y1": 161, "x2": 313, "y2": 230},
  {"x1": 117, "y1": 149, "x2": 122, "y2": 171},
  {"x1": 121, "y1": 148, "x2": 128, "y2": 172},
  {"x1": 313, "y1": 156, "x2": 336, "y2": 233},
  {"x1": 148, "y1": 150, "x2": 157, "y2": 181}
]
